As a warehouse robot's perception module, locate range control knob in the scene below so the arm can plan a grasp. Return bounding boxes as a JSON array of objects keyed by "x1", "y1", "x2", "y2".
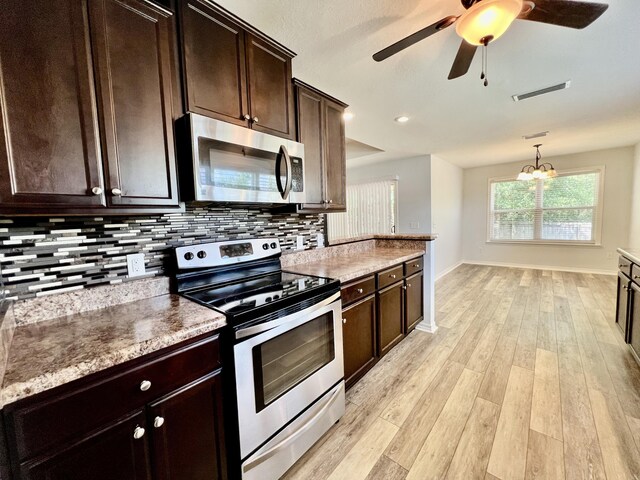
[
  {"x1": 262, "y1": 243, "x2": 269, "y2": 250},
  {"x1": 197, "y1": 250, "x2": 207, "y2": 259},
  {"x1": 184, "y1": 252, "x2": 194, "y2": 261},
  {"x1": 270, "y1": 242, "x2": 277, "y2": 249}
]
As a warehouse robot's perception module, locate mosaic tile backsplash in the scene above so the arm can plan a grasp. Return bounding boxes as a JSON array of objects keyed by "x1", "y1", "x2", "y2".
[{"x1": 0, "y1": 206, "x2": 324, "y2": 301}]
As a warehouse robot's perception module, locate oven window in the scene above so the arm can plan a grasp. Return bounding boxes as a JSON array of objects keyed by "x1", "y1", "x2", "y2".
[{"x1": 253, "y1": 312, "x2": 335, "y2": 411}]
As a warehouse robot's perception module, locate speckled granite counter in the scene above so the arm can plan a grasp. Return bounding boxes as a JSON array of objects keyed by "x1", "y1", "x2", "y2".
[
  {"x1": 285, "y1": 247, "x2": 425, "y2": 283},
  {"x1": 328, "y1": 233, "x2": 437, "y2": 246},
  {"x1": 0, "y1": 294, "x2": 225, "y2": 406},
  {"x1": 618, "y1": 248, "x2": 640, "y2": 265}
]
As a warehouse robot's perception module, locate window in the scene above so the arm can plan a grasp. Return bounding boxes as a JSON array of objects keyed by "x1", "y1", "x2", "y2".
[
  {"x1": 327, "y1": 178, "x2": 397, "y2": 240},
  {"x1": 488, "y1": 168, "x2": 604, "y2": 244}
]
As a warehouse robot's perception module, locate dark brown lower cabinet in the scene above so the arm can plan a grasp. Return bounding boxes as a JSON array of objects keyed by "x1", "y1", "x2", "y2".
[
  {"x1": 342, "y1": 296, "x2": 377, "y2": 388},
  {"x1": 149, "y1": 372, "x2": 227, "y2": 480},
  {"x1": 377, "y1": 282, "x2": 405, "y2": 357},
  {"x1": 630, "y1": 282, "x2": 640, "y2": 361},
  {"x1": 405, "y1": 272, "x2": 424, "y2": 333},
  {"x1": 616, "y1": 272, "x2": 631, "y2": 340},
  {"x1": 20, "y1": 411, "x2": 151, "y2": 480}
]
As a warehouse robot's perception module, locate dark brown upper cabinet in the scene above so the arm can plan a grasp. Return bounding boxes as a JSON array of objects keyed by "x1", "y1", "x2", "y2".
[
  {"x1": 90, "y1": 0, "x2": 180, "y2": 209},
  {"x1": 179, "y1": 1, "x2": 295, "y2": 139},
  {"x1": 0, "y1": 0, "x2": 181, "y2": 216},
  {"x1": 0, "y1": 0, "x2": 105, "y2": 211},
  {"x1": 294, "y1": 80, "x2": 347, "y2": 212}
]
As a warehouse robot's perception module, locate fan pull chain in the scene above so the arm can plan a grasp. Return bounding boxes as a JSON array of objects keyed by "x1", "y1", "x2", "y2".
[{"x1": 481, "y1": 43, "x2": 489, "y2": 87}]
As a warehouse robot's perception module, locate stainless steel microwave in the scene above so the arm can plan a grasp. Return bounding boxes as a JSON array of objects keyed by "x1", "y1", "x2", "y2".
[{"x1": 180, "y1": 113, "x2": 305, "y2": 205}]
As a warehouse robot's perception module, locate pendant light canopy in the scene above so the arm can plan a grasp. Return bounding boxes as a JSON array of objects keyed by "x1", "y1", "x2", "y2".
[
  {"x1": 517, "y1": 144, "x2": 557, "y2": 181},
  {"x1": 456, "y1": 0, "x2": 523, "y2": 46}
]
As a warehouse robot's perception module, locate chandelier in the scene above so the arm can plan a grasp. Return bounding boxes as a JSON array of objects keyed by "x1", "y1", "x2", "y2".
[{"x1": 517, "y1": 144, "x2": 557, "y2": 181}]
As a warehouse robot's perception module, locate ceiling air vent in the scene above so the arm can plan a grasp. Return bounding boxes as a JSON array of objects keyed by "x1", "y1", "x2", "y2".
[
  {"x1": 522, "y1": 131, "x2": 549, "y2": 140},
  {"x1": 512, "y1": 81, "x2": 571, "y2": 102}
]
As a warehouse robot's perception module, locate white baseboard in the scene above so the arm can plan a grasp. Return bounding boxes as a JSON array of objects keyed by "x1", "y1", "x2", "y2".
[
  {"x1": 435, "y1": 261, "x2": 465, "y2": 282},
  {"x1": 415, "y1": 321, "x2": 438, "y2": 334},
  {"x1": 462, "y1": 260, "x2": 617, "y2": 276}
]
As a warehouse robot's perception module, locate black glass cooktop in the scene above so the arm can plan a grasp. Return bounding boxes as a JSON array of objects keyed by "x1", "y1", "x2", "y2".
[{"x1": 182, "y1": 271, "x2": 338, "y2": 321}]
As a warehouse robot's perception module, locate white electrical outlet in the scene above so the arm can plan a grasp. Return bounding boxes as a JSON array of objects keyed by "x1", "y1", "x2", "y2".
[
  {"x1": 126, "y1": 253, "x2": 146, "y2": 278},
  {"x1": 410, "y1": 222, "x2": 420, "y2": 230},
  {"x1": 316, "y1": 233, "x2": 325, "y2": 248},
  {"x1": 296, "y1": 235, "x2": 304, "y2": 250}
]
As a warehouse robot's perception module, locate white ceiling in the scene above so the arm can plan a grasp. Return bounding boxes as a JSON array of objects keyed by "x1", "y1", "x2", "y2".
[{"x1": 214, "y1": 0, "x2": 640, "y2": 168}]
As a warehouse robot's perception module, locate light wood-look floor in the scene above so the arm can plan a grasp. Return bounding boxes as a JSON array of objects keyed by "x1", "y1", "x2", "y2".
[{"x1": 283, "y1": 264, "x2": 640, "y2": 480}]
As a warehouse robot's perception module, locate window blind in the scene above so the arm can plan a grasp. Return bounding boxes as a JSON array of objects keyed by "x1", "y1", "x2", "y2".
[
  {"x1": 488, "y1": 168, "x2": 603, "y2": 244},
  {"x1": 327, "y1": 179, "x2": 397, "y2": 240}
]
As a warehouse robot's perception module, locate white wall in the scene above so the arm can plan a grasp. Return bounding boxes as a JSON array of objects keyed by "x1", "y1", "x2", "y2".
[
  {"x1": 431, "y1": 156, "x2": 464, "y2": 279},
  {"x1": 630, "y1": 142, "x2": 640, "y2": 249},
  {"x1": 462, "y1": 146, "x2": 634, "y2": 273},
  {"x1": 346, "y1": 155, "x2": 432, "y2": 235}
]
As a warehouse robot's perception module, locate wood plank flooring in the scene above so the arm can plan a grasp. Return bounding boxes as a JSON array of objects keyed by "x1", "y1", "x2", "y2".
[{"x1": 283, "y1": 265, "x2": 640, "y2": 480}]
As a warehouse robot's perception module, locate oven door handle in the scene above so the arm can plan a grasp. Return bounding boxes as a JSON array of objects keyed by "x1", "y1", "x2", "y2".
[
  {"x1": 235, "y1": 291, "x2": 341, "y2": 340},
  {"x1": 242, "y1": 383, "x2": 343, "y2": 473}
]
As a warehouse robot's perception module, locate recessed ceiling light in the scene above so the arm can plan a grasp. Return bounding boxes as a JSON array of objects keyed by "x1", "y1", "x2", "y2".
[
  {"x1": 395, "y1": 116, "x2": 409, "y2": 123},
  {"x1": 343, "y1": 111, "x2": 354, "y2": 121}
]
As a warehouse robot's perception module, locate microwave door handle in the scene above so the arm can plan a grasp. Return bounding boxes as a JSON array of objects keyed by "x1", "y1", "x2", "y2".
[
  {"x1": 275, "y1": 146, "x2": 286, "y2": 198},
  {"x1": 281, "y1": 145, "x2": 293, "y2": 199}
]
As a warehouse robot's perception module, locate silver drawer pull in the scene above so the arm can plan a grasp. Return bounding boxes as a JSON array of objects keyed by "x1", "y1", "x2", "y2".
[
  {"x1": 356, "y1": 288, "x2": 364, "y2": 294},
  {"x1": 139, "y1": 380, "x2": 152, "y2": 392},
  {"x1": 390, "y1": 274, "x2": 396, "y2": 279},
  {"x1": 133, "y1": 426, "x2": 145, "y2": 440},
  {"x1": 342, "y1": 318, "x2": 347, "y2": 324},
  {"x1": 153, "y1": 416, "x2": 165, "y2": 428}
]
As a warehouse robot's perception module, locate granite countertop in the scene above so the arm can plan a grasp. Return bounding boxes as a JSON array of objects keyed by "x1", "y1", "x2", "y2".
[
  {"x1": 328, "y1": 233, "x2": 437, "y2": 246},
  {"x1": 1, "y1": 294, "x2": 226, "y2": 406},
  {"x1": 286, "y1": 247, "x2": 425, "y2": 283},
  {"x1": 618, "y1": 248, "x2": 640, "y2": 265}
]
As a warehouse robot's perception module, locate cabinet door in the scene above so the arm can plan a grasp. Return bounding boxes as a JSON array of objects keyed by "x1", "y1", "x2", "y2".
[
  {"x1": 89, "y1": 0, "x2": 180, "y2": 208},
  {"x1": 180, "y1": 0, "x2": 249, "y2": 127},
  {"x1": 377, "y1": 282, "x2": 405, "y2": 357},
  {"x1": 245, "y1": 35, "x2": 295, "y2": 139},
  {"x1": 295, "y1": 85, "x2": 325, "y2": 207},
  {"x1": 405, "y1": 272, "x2": 424, "y2": 332},
  {"x1": 630, "y1": 283, "x2": 640, "y2": 359},
  {"x1": 342, "y1": 296, "x2": 377, "y2": 388},
  {"x1": 0, "y1": 0, "x2": 105, "y2": 211},
  {"x1": 149, "y1": 372, "x2": 227, "y2": 480},
  {"x1": 323, "y1": 99, "x2": 346, "y2": 210},
  {"x1": 616, "y1": 273, "x2": 631, "y2": 341},
  {"x1": 21, "y1": 411, "x2": 151, "y2": 480}
]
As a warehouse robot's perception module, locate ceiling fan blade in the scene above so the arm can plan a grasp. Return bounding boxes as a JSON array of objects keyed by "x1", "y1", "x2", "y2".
[
  {"x1": 372, "y1": 16, "x2": 458, "y2": 62},
  {"x1": 519, "y1": 0, "x2": 609, "y2": 29},
  {"x1": 448, "y1": 40, "x2": 477, "y2": 80}
]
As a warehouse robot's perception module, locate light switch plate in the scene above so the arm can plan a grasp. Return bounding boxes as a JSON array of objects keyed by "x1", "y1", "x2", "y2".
[
  {"x1": 126, "y1": 253, "x2": 146, "y2": 278},
  {"x1": 316, "y1": 233, "x2": 325, "y2": 248},
  {"x1": 410, "y1": 222, "x2": 420, "y2": 230},
  {"x1": 296, "y1": 235, "x2": 304, "y2": 250}
]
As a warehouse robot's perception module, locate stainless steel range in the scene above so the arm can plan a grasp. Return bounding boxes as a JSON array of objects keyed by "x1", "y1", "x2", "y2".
[{"x1": 173, "y1": 238, "x2": 345, "y2": 480}]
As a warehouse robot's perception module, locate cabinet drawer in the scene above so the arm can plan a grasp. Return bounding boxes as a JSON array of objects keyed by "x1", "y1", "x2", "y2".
[
  {"x1": 619, "y1": 256, "x2": 633, "y2": 278},
  {"x1": 404, "y1": 257, "x2": 423, "y2": 277},
  {"x1": 632, "y1": 264, "x2": 640, "y2": 285},
  {"x1": 341, "y1": 276, "x2": 375, "y2": 306},
  {"x1": 6, "y1": 335, "x2": 220, "y2": 462},
  {"x1": 377, "y1": 265, "x2": 404, "y2": 290}
]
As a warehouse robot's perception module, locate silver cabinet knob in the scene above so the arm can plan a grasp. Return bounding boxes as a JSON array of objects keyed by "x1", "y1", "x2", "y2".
[
  {"x1": 413, "y1": 264, "x2": 420, "y2": 268},
  {"x1": 623, "y1": 285, "x2": 630, "y2": 291},
  {"x1": 402, "y1": 285, "x2": 407, "y2": 290},
  {"x1": 620, "y1": 264, "x2": 625, "y2": 268},
  {"x1": 407, "y1": 283, "x2": 412, "y2": 288},
  {"x1": 111, "y1": 188, "x2": 122, "y2": 196},
  {"x1": 390, "y1": 274, "x2": 396, "y2": 279},
  {"x1": 252, "y1": 117, "x2": 259, "y2": 123},
  {"x1": 133, "y1": 426, "x2": 145, "y2": 440},
  {"x1": 356, "y1": 288, "x2": 364, "y2": 294},
  {"x1": 342, "y1": 318, "x2": 347, "y2": 324},
  {"x1": 153, "y1": 416, "x2": 165, "y2": 428},
  {"x1": 635, "y1": 275, "x2": 640, "y2": 280},
  {"x1": 139, "y1": 380, "x2": 152, "y2": 392},
  {"x1": 91, "y1": 186, "x2": 103, "y2": 195},
  {"x1": 243, "y1": 114, "x2": 251, "y2": 120}
]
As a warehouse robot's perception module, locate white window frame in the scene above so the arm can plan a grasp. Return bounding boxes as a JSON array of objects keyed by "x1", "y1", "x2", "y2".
[{"x1": 486, "y1": 166, "x2": 605, "y2": 246}]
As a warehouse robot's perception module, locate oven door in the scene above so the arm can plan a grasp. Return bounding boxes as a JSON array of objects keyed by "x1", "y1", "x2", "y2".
[{"x1": 234, "y1": 292, "x2": 344, "y2": 459}]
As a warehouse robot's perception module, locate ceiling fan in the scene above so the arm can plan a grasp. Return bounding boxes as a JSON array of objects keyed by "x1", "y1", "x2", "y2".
[{"x1": 372, "y1": 0, "x2": 609, "y2": 84}]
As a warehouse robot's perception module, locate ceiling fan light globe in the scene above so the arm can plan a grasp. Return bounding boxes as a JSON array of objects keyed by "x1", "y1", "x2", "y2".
[
  {"x1": 456, "y1": 0, "x2": 523, "y2": 46},
  {"x1": 546, "y1": 168, "x2": 558, "y2": 178},
  {"x1": 517, "y1": 171, "x2": 533, "y2": 181}
]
